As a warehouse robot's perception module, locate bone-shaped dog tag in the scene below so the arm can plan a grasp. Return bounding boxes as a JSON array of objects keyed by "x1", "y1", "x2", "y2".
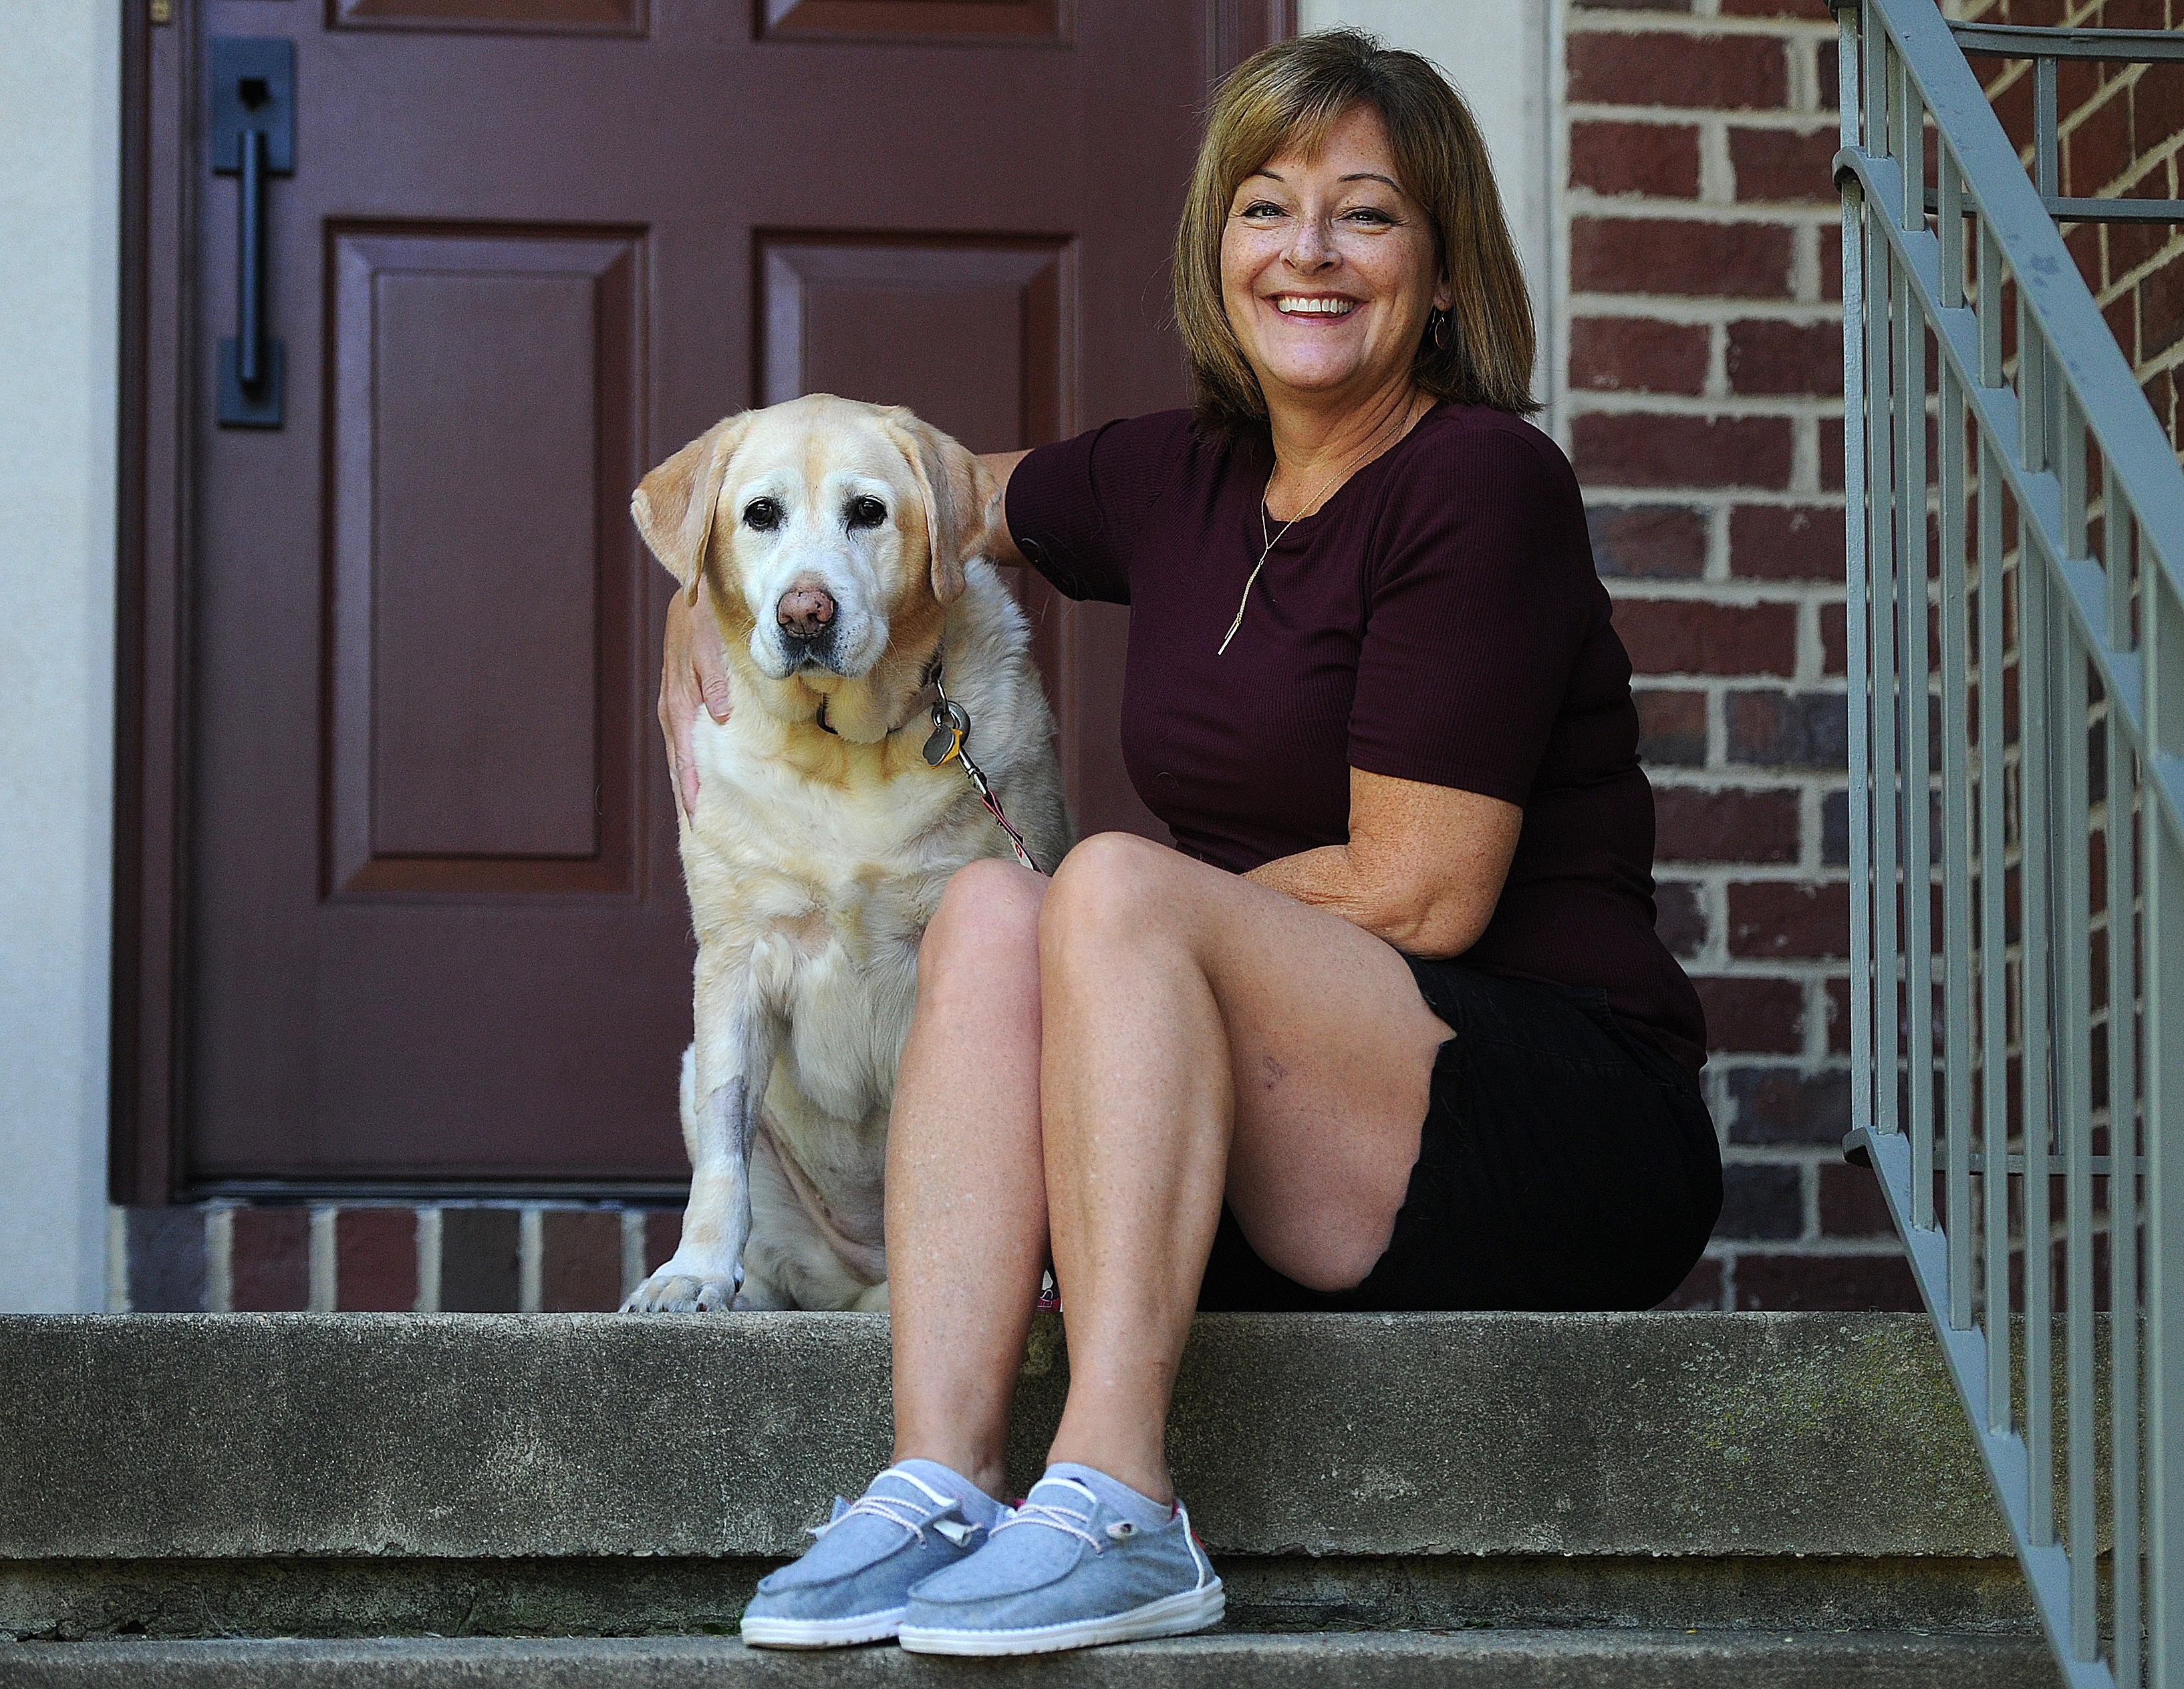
[{"x1": 923, "y1": 700, "x2": 969, "y2": 768}]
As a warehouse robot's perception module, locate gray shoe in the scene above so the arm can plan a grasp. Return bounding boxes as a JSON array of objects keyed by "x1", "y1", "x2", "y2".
[
  {"x1": 740, "y1": 1467, "x2": 990, "y2": 1648},
  {"x1": 896, "y1": 1473, "x2": 1223, "y2": 1656}
]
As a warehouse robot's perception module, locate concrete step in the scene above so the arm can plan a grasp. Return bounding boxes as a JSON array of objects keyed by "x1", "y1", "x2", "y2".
[
  {"x1": 0, "y1": 1312, "x2": 2036, "y2": 1643},
  {"x1": 0, "y1": 1631, "x2": 2063, "y2": 1688}
]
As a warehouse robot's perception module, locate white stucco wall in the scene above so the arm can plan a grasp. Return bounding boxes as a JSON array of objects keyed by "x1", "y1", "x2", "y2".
[
  {"x1": 0, "y1": 4, "x2": 120, "y2": 1312},
  {"x1": 1298, "y1": 0, "x2": 1557, "y2": 424}
]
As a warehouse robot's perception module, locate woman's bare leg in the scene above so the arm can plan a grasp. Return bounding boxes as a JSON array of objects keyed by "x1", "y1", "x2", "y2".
[
  {"x1": 885, "y1": 858, "x2": 1049, "y2": 1499},
  {"x1": 1038, "y1": 832, "x2": 1450, "y2": 1504}
]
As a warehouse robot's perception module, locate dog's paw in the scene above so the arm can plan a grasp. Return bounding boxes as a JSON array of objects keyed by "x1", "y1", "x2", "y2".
[{"x1": 621, "y1": 1258, "x2": 743, "y2": 1314}]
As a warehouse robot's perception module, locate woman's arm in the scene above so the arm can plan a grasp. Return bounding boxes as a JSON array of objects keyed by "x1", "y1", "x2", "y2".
[
  {"x1": 658, "y1": 446, "x2": 1037, "y2": 814},
  {"x1": 1245, "y1": 768, "x2": 1522, "y2": 959},
  {"x1": 979, "y1": 449, "x2": 1031, "y2": 567}
]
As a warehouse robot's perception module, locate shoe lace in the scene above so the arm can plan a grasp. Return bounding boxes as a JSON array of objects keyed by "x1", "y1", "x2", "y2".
[
  {"x1": 809, "y1": 1491, "x2": 938, "y2": 1545},
  {"x1": 992, "y1": 1497, "x2": 1112, "y2": 1554}
]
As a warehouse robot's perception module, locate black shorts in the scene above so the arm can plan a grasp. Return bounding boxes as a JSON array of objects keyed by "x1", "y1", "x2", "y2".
[{"x1": 1196, "y1": 959, "x2": 1721, "y2": 1314}]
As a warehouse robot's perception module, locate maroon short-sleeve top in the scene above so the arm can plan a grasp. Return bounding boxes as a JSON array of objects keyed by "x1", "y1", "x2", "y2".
[{"x1": 1004, "y1": 403, "x2": 1707, "y2": 1076}]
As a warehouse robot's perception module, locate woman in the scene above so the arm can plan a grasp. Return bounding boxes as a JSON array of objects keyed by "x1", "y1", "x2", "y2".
[{"x1": 660, "y1": 29, "x2": 1718, "y2": 1658}]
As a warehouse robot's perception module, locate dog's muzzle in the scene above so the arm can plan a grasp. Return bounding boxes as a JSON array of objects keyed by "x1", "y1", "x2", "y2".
[{"x1": 777, "y1": 585, "x2": 841, "y2": 671}]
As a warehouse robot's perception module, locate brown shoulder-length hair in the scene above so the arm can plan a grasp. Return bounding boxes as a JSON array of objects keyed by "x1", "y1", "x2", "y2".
[{"x1": 1176, "y1": 28, "x2": 1538, "y2": 426}]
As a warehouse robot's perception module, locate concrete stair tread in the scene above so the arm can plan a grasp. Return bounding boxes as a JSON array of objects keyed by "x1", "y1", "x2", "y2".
[
  {"x1": 0, "y1": 1312, "x2": 2009, "y2": 1560},
  {"x1": 0, "y1": 1630, "x2": 2063, "y2": 1686}
]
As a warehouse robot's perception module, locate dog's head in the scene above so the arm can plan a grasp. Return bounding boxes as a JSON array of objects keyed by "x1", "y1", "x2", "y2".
[{"x1": 632, "y1": 395, "x2": 996, "y2": 732}]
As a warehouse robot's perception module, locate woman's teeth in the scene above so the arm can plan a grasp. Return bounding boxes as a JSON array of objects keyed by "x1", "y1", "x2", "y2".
[{"x1": 1276, "y1": 297, "x2": 1355, "y2": 317}]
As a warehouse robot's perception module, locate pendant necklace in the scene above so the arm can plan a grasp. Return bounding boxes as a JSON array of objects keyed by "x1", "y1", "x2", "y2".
[{"x1": 1216, "y1": 402, "x2": 1419, "y2": 656}]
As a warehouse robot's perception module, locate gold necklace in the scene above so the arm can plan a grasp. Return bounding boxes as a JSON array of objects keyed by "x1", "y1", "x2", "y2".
[{"x1": 1216, "y1": 401, "x2": 1421, "y2": 657}]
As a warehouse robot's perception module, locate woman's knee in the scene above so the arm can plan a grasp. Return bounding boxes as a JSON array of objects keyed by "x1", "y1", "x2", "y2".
[
  {"x1": 918, "y1": 857, "x2": 1045, "y2": 1000},
  {"x1": 1040, "y1": 831, "x2": 1190, "y2": 963}
]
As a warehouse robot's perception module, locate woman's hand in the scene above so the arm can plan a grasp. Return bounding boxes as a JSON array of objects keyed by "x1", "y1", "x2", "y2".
[{"x1": 660, "y1": 583, "x2": 732, "y2": 817}]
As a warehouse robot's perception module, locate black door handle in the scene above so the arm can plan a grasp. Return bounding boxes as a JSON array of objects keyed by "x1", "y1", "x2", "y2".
[{"x1": 213, "y1": 38, "x2": 294, "y2": 429}]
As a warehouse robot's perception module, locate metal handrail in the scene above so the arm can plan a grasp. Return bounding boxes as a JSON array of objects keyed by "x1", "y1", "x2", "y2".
[
  {"x1": 1946, "y1": 21, "x2": 2184, "y2": 224},
  {"x1": 1832, "y1": 3, "x2": 2184, "y2": 1688}
]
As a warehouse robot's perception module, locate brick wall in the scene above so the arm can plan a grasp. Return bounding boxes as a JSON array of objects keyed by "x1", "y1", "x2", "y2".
[
  {"x1": 1562, "y1": 0, "x2": 1919, "y2": 1310},
  {"x1": 1957, "y1": 0, "x2": 2184, "y2": 454},
  {"x1": 110, "y1": 1202, "x2": 680, "y2": 1313}
]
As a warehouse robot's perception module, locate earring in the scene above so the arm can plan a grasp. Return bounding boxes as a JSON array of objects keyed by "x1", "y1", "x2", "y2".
[{"x1": 1428, "y1": 308, "x2": 1450, "y2": 351}]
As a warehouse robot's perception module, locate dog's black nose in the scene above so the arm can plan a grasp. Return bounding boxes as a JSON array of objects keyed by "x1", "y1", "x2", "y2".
[{"x1": 778, "y1": 585, "x2": 837, "y2": 641}]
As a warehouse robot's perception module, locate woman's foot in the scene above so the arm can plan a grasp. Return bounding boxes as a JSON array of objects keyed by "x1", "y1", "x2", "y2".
[
  {"x1": 739, "y1": 1462, "x2": 1000, "y2": 1648},
  {"x1": 896, "y1": 1463, "x2": 1223, "y2": 1656}
]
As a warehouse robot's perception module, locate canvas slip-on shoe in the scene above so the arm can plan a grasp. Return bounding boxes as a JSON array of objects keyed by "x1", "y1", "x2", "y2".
[
  {"x1": 739, "y1": 1467, "x2": 988, "y2": 1648},
  {"x1": 896, "y1": 1473, "x2": 1223, "y2": 1656}
]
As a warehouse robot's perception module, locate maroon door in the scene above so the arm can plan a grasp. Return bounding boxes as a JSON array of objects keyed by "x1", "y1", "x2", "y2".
[{"x1": 124, "y1": 0, "x2": 1292, "y2": 1197}]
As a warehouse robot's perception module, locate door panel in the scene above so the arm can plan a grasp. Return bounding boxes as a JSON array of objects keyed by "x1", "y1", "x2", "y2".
[
  {"x1": 759, "y1": 236, "x2": 1071, "y2": 451},
  {"x1": 329, "y1": 227, "x2": 646, "y2": 897},
  {"x1": 161, "y1": 0, "x2": 1278, "y2": 1193}
]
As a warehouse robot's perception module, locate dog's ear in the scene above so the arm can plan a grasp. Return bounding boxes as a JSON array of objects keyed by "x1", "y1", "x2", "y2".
[
  {"x1": 882, "y1": 412, "x2": 998, "y2": 607},
  {"x1": 632, "y1": 413, "x2": 753, "y2": 605}
]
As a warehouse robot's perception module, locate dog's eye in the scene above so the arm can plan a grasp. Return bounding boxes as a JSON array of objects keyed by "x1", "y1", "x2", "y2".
[
  {"x1": 743, "y1": 498, "x2": 780, "y2": 532},
  {"x1": 846, "y1": 496, "x2": 888, "y2": 530}
]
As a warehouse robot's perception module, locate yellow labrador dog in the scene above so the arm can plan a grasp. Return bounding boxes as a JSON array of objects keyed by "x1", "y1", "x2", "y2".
[{"x1": 623, "y1": 394, "x2": 1069, "y2": 1314}]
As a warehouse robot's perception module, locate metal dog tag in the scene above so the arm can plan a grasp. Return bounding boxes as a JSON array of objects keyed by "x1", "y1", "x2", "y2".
[{"x1": 923, "y1": 700, "x2": 969, "y2": 768}]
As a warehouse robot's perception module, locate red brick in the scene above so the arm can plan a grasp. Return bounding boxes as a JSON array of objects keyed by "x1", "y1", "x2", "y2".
[
  {"x1": 1718, "y1": 0, "x2": 1826, "y2": 13},
  {"x1": 1654, "y1": 785, "x2": 1800, "y2": 863},
  {"x1": 2068, "y1": 88, "x2": 2135, "y2": 196},
  {"x1": 1615, "y1": 599, "x2": 1797, "y2": 676},
  {"x1": 1655, "y1": 879, "x2": 1708, "y2": 959},
  {"x1": 1728, "y1": 880, "x2": 1850, "y2": 959},
  {"x1": 1636, "y1": 687, "x2": 1708, "y2": 765},
  {"x1": 125, "y1": 1207, "x2": 206, "y2": 1313},
  {"x1": 541, "y1": 1209, "x2": 624, "y2": 1312},
  {"x1": 336, "y1": 1207, "x2": 417, "y2": 1312},
  {"x1": 2067, "y1": 223, "x2": 2103, "y2": 294},
  {"x1": 2133, "y1": 67, "x2": 2184, "y2": 157},
  {"x1": 1568, "y1": 32, "x2": 1786, "y2": 110},
  {"x1": 1727, "y1": 1065, "x2": 1849, "y2": 1143},
  {"x1": 1726, "y1": 689, "x2": 1846, "y2": 767},
  {"x1": 645, "y1": 1209, "x2": 683, "y2": 1273},
  {"x1": 1818, "y1": 1162, "x2": 1897, "y2": 1236},
  {"x1": 1574, "y1": 413, "x2": 1795, "y2": 489},
  {"x1": 1820, "y1": 788, "x2": 1847, "y2": 866},
  {"x1": 1572, "y1": 316, "x2": 1710, "y2": 394},
  {"x1": 1720, "y1": 1163, "x2": 1804, "y2": 1239},
  {"x1": 440, "y1": 1207, "x2": 520, "y2": 1312},
  {"x1": 1817, "y1": 41, "x2": 1839, "y2": 112},
  {"x1": 2060, "y1": 56, "x2": 2102, "y2": 124},
  {"x1": 1571, "y1": 120, "x2": 1702, "y2": 198},
  {"x1": 1653, "y1": 1255, "x2": 1724, "y2": 1310},
  {"x1": 1729, "y1": 505, "x2": 1842, "y2": 581},
  {"x1": 1820, "y1": 418, "x2": 1845, "y2": 490},
  {"x1": 2100, "y1": 0, "x2": 2167, "y2": 29},
  {"x1": 1821, "y1": 601, "x2": 1846, "y2": 673},
  {"x1": 1728, "y1": 126, "x2": 1838, "y2": 204},
  {"x1": 2108, "y1": 216, "x2": 2167, "y2": 284},
  {"x1": 1571, "y1": 216, "x2": 1795, "y2": 298},
  {"x1": 1691, "y1": 974, "x2": 1806, "y2": 1053},
  {"x1": 2105, "y1": 293, "x2": 2138, "y2": 363},
  {"x1": 1826, "y1": 976, "x2": 1851, "y2": 1054},
  {"x1": 2143, "y1": 252, "x2": 2184, "y2": 357},
  {"x1": 1589, "y1": 504, "x2": 1708, "y2": 579},
  {"x1": 229, "y1": 1207, "x2": 309, "y2": 1312},
  {"x1": 1726, "y1": 319, "x2": 1842, "y2": 396},
  {"x1": 1820, "y1": 225, "x2": 1842, "y2": 302},
  {"x1": 1992, "y1": 67, "x2": 2036, "y2": 154},
  {"x1": 1733, "y1": 1251, "x2": 1921, "y2": 1310}
]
